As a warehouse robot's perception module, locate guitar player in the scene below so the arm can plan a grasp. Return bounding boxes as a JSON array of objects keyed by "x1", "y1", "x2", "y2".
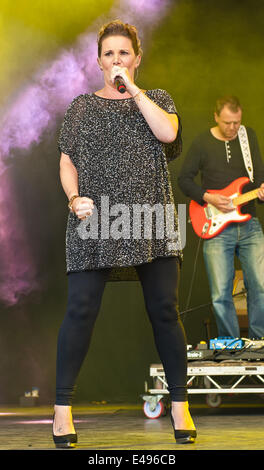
[{"x1": 178, "y1": 96, "x2": 264, "y2": 339}]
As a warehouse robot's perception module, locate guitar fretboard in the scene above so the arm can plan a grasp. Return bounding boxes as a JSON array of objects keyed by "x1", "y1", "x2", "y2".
[{"x1": 233, "y1": 188, "x2": 260, "y2": 206}]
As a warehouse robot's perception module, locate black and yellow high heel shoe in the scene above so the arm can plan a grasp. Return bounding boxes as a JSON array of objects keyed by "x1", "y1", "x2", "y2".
[
  {"x1": 52, "y1": 415, "x2": 77, "y2": 448},
  {"x1": 170, "y1": 410, "x2": 197, "y2": 444},
  {"x1": 53, "y1": 432, "x2": 77, "y2": 448}
]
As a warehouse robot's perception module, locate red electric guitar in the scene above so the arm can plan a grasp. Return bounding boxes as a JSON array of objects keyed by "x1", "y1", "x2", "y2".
[{"x1": 189, "y1": 177, "x2": 261, "y2": 239}]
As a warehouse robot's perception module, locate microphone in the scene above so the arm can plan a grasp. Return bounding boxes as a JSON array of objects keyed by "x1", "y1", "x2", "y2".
[{"x1": 114, "y1": 77, "x2": 126, "y2": 94}]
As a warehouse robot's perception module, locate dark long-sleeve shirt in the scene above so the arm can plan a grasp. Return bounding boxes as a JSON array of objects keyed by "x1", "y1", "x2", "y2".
[{"x1": 178, "y1": 127, "x2": 264, "y2": 216}]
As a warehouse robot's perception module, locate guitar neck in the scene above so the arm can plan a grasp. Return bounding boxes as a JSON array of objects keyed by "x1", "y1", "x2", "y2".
[{"x1": 233, "y1": 188, "x2": 260, "y2": 206}]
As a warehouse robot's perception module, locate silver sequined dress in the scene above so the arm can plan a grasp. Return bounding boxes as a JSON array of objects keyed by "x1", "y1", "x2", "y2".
[{"x1": 58, "y1": 89, "x2": 182, "y2": 280}]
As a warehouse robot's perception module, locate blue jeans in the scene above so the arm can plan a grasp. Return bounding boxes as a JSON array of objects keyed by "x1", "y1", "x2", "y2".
[{"x1": 203, "y1": 217, "x2": 264, "y2": 339}]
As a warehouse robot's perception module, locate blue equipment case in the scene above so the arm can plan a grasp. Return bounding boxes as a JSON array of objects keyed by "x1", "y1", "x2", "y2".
[{"x1": 209, "y1": 336, "x2": 244, "y2": 350}]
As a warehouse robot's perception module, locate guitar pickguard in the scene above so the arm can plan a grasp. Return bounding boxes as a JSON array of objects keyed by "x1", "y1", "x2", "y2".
[
  {"x1": 189, "y1": 178, "x2": 256, "y2": 239},
  {"x1": 205, "y1": 207, "x2": 235, "y2": 236},
  {"x1": 204, "y1": 194, "x2": 247, "y2": 236}
]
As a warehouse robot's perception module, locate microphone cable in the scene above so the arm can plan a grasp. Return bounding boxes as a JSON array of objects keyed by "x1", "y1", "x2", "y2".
[{"x1": 180, "y1": 234, "x2": 203, "y2": 323}]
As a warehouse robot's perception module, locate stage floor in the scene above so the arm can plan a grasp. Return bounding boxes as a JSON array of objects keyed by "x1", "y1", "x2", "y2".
[{"x1": 0, "y1": 397, "x2": 264, "y2": 452}]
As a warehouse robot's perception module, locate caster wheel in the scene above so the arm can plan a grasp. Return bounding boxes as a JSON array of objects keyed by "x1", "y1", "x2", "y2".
[
  {"x1": 206, "y1": 393, "x2": 222, "y2": 408},
  {"x1": 143, "y1": 400, "x2": 164, "y2": 419}
]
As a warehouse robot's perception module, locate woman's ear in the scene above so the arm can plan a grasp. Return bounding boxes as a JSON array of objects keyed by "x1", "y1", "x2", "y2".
[
  {"x1": 97, "y1": 58, "x2": 103, "y2": 70},
  {"x1": 135, "y1": 55, "x2": 142, "y2": 68}
]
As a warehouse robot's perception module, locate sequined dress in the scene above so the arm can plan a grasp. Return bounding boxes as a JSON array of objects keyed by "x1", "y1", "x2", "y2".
[{"x1": 58, "y1": 89, "x2": 182, "y2": 280}]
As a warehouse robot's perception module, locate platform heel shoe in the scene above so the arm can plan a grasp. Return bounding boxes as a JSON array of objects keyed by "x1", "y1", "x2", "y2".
[
  {"x1": 53, "y1": 433, "x2": 77, "y2": 448},
  {"x1": 52, "y1": 415, "x2": 77, "y2": 448},
  {"x1": 170, "y1": 410, "x2": 197, "y2": 444}
]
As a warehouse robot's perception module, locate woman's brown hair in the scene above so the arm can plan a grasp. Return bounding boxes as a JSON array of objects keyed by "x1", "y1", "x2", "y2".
[{"x1": 97, "y1": 19, "x2": 143, "y2": 57}]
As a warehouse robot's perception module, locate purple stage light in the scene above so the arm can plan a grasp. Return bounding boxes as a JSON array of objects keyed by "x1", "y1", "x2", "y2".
[
  {"x1": 0, "y1": 33, "x2": 100, "y2": 162},
  {"x1": 0, "y1": 0, "x2": 172, "y2": 160},
  {"x1": 0, "y1": 175, "x2": 39, "y2": 306}
]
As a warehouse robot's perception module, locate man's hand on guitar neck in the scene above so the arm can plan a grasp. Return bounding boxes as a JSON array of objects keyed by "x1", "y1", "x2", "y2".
[
  {"x1": 257, "y1": 183, "x2": 264, "y2": 201},
  {"x1": 203, "y1": 192, "x2": 234, "y2": 213}
]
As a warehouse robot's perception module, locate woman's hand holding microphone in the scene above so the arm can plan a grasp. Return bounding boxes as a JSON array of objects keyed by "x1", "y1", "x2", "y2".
[
  {"x1": 111, "y1": 65, "x2": 140, "y2": 98},
  {"x1": 71, "y1": 197, "x2": 94, "y2": 220}
]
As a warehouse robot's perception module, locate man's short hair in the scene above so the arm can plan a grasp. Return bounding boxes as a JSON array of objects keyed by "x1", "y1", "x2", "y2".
[{"x1": 215, "y1": 96, "x2": 242, "y2": 115}]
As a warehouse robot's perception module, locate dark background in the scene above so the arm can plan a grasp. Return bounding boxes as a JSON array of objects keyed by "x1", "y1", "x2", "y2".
[{"x1": 0, "y1": 0, "x2": 264, "y2": 405}]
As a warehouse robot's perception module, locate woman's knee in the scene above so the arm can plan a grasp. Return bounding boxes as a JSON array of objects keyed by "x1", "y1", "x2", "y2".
[
  {"x1": 66, "y1": 290, "x2": 102, "y2": 324},
  {"x1": 146, "y1": 295, "x2": 179, "y2": 324},
  {"x1": 66, "y1": 271, "x2": 106, "y2": 322}
]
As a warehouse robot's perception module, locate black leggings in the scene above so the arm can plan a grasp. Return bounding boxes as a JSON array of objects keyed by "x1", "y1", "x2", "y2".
[{"x1": 55, "y1": 257, "x2": 187, "y2": 405}]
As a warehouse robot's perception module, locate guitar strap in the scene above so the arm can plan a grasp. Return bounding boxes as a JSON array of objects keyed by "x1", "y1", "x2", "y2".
[{"x1": 238, "y1": 125, "x2": 254, "y2": 182}]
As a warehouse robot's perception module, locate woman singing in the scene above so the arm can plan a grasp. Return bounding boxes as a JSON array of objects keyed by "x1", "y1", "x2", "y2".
[{"x1": 53, "y1": 19, "x2": 196, "y2": 448}]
